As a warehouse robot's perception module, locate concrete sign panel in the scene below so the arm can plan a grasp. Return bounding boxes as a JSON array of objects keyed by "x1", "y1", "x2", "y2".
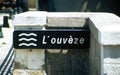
[{"x1": 13, "y1": 29, "x2": 90, "y2": 49}]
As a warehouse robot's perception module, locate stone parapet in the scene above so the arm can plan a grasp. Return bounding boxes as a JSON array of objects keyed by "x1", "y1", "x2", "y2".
[
  {"x1": 13, "y1": 11, "x2": 120, "y2": 75},
  {"x1": 13, "y1": 11, "x2": 47, "y2": 30}
]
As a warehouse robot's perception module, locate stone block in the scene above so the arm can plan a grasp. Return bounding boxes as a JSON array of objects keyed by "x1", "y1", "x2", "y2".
[
  {"x1": 14, "y1": 49, "x2": 45, "y2": 70},
  {"x1": 13, "y1": 11, "x2": 47, "y2": 30},
  {"x1": 47, "y1": 17, "x2": 87, "y2": 27},
  {"x1": 13, "y1": 69, "x2": 46, "y2": 75},
  {"x1": 13, "y1": 12, "x2": 120, "y2": 75}
]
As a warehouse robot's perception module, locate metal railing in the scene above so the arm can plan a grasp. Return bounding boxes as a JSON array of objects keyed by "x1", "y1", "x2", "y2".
[{"x1": 0, "y1": 45, "x2": 14, "y2": 75}]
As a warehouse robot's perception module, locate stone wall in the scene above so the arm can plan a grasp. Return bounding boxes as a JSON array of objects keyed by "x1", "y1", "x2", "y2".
[
  {"x1": 13, "y1": 12, "x2": 120, "y2": 75},
  {"x1": 89, "y1": 32, "x2": 102, "y2": 75},
  {"x1": 104, "y1": 46, "x2": 120, "y2": 75},
  {"x1": 89, "y1": 13, "x2": 120, "y2": 75},
  {"x1": 13, "y1": 12, "x2": 90, "y2": 75},
  {"x1": 45, "y1": 50, "x2": 89, "y2": 75}
]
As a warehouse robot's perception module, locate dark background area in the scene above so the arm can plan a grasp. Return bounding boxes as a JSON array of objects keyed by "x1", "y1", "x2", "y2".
[{"x1": 38, "y1": 0, "x2": 120, "y2": 16}]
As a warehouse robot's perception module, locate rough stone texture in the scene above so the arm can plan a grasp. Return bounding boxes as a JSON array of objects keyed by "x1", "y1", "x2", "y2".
[
  {"x1": 13, "y1": 69, "x2": 46, "y2": 75},
  {"x1": 45, "y1": 50, "x2": 89, "y2": 75},
  {"x1": 104, "y1": 58, "x2": 120, "y2": 75},
  {"x1": 13, "y1": 12, "x2": 90, "y2": 75},
  {"x1": 89, "y1": 13, "x2": 120, "y2": 45},
  {"x1": 89, "y1": 13, "x2": 120, "y2": 75},
  {"x1": 46, "y1": 12, "x2": 90, "y2": 75},
  {"x1": 13, "y1": 11, "x2": 47, "y2": 27},
  {"x1": 104, "y1": 46, "x2": 120, "y2": 75},
  {"x1": 13, "y1": 11, "x2": 46, "y2": 71},
  {"x1": 14, "y1": 49, "x2": 45, "y2": 70},
  {"x1": 13, "y1": 12, "x2": 120, "y2": 75},
  {"x1": 13, "y1": 11, "x2": 47, "y2": 30},
  {"x1": 47, "y1": 17, "x2": 87, "y2": 27},
  {"x1": 89, "y1": 32, "x2": 102, "y2": 75}
]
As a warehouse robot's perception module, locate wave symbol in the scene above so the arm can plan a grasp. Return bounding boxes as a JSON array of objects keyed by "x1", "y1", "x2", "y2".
[
  {"x1": 19, "y1": 43, "x2": 37, "y2": 47},
  {"x1": 19, "y1": 38, "x2": 37, "y2": 41},
  {"x1": 19, "y1": 33, "x2": 37, "y2": 37}
]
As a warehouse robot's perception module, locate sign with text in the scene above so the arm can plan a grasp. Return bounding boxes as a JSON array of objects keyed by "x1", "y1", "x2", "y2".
[{"x1": 13, "y1": 29, "x2": 90, "y2": 49}]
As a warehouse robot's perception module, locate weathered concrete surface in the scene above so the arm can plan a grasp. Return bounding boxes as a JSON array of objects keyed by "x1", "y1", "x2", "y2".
[
  {"x1": 13, "y1": 69, "x2": 46, "y2": 75},
  {"x1": 13, "y1": 11, "x2": 47, "y2": 30},
  {"x1": 13, "y1": 12, "x2": 90, "y2": 75},
  {"x1": 47, "y1": 17, "x2": 87, "y2": 27},
  {"x1": 13, "y1": 11, "x2": 47, "y2": 75},
  {"x1": 45, "y1": 50, "x2": 89, "y2": 75},
  {"x1": 104, "y1": 46, "x2": 120, "y2": 75},
  {"x1": 14, "y1": 49, "x2": 45, "y2": 70},
  {"x1": 47, "y1": 12, "x2": 120, "y2": 75},
  {"x1": 13, "y1": 11, "x2": 120, "y2": 75},
  {"x1": 89, "y1": 13, "x2": 120, "y2": 75}
]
